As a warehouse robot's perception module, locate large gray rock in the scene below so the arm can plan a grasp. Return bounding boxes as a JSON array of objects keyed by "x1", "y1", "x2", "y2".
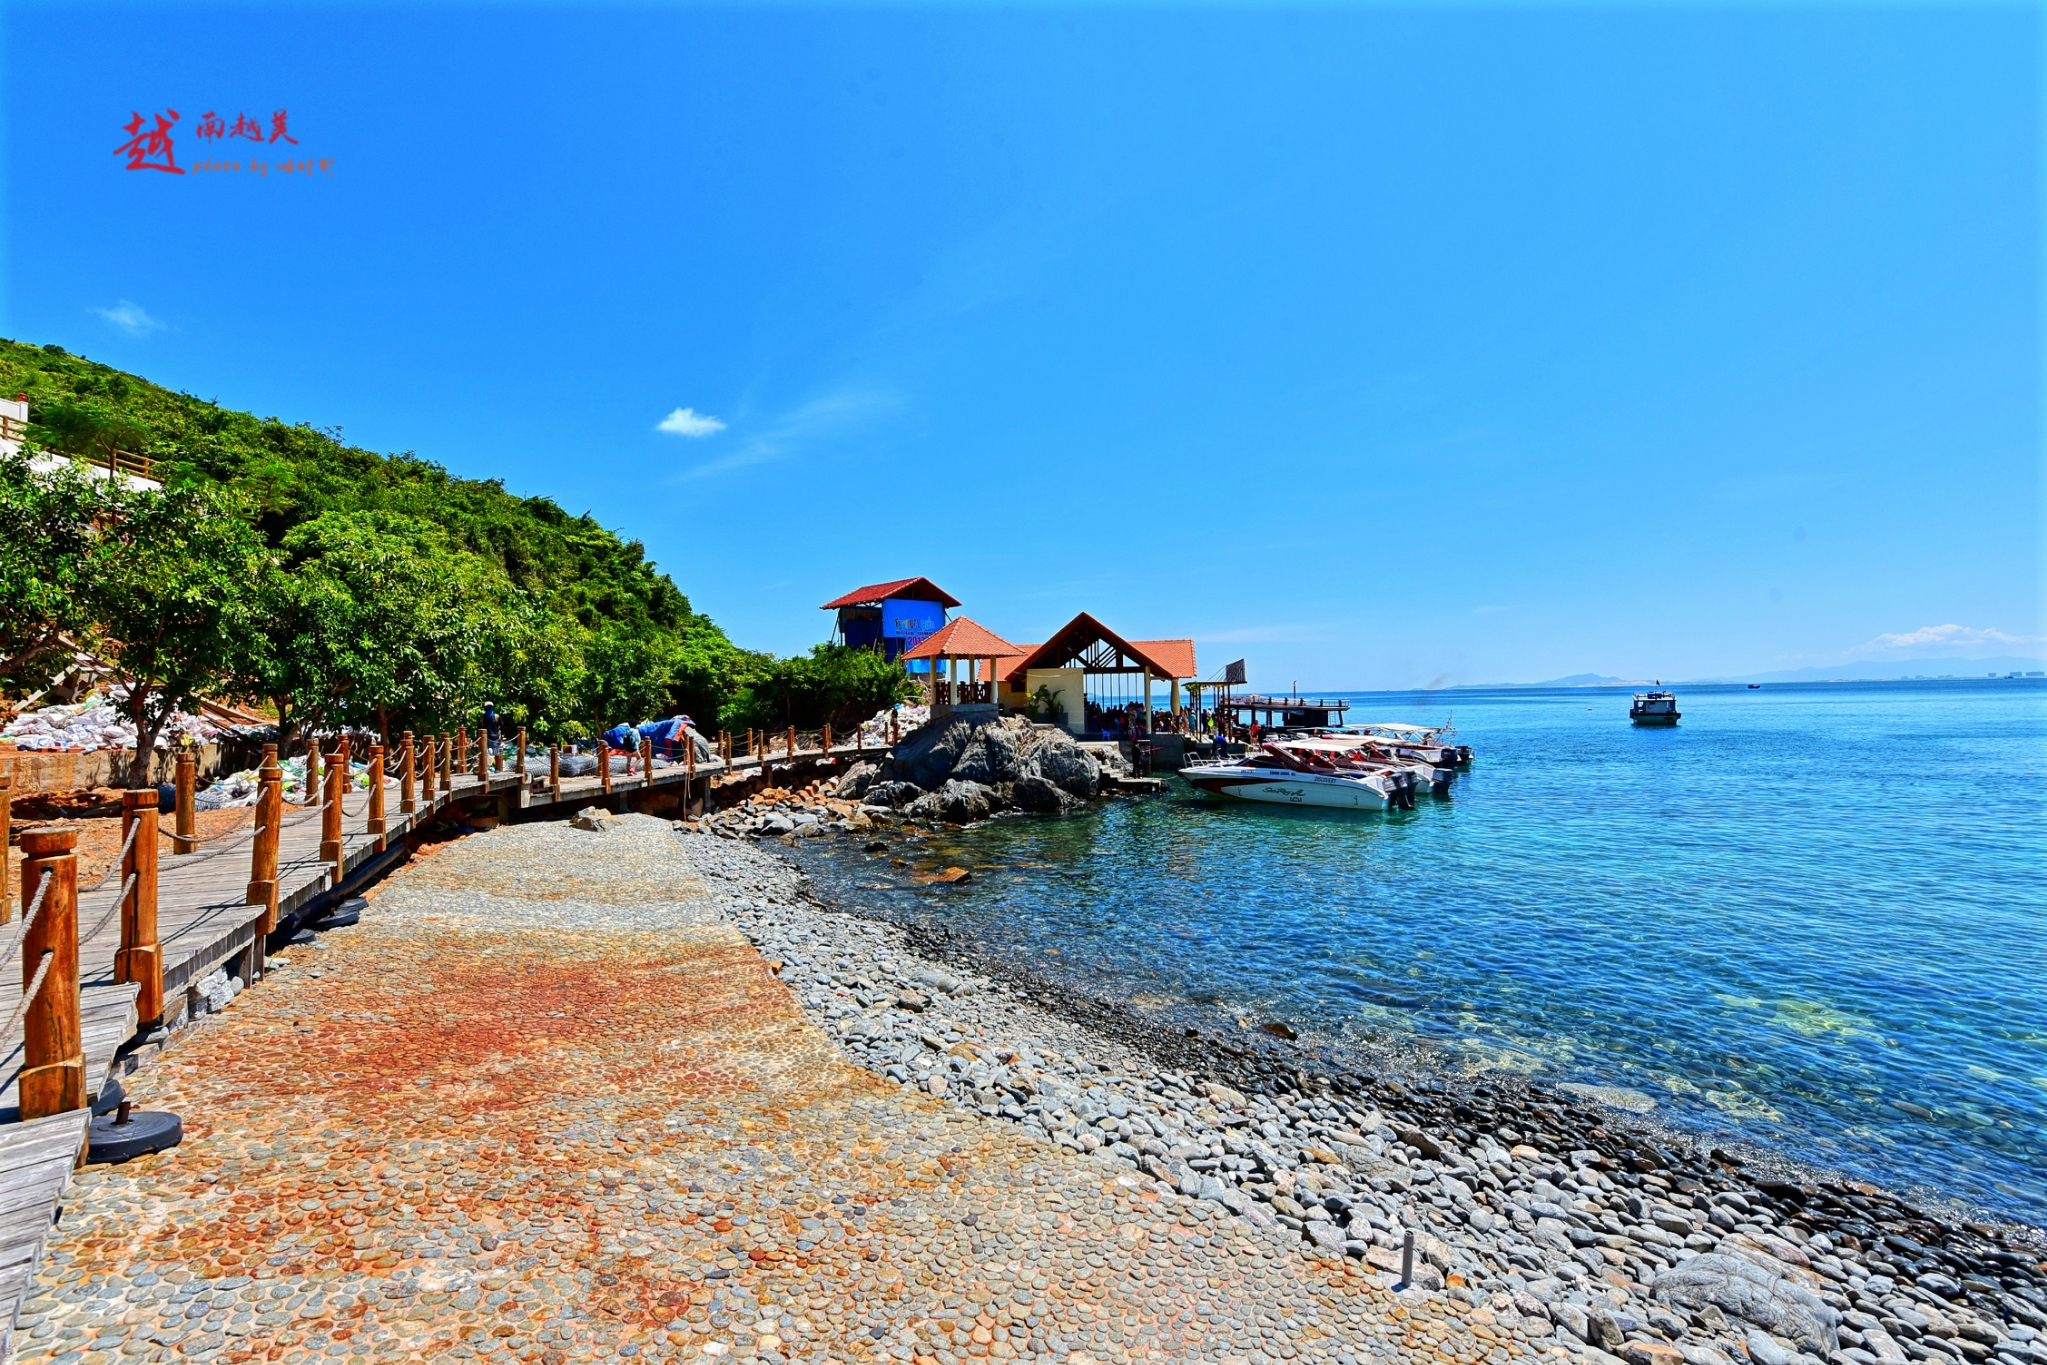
[
  {"x1": 834, "y1": 761, "x2": 880, "y2": 798},
  {"x1": 952, "y1": 722, "x2": 1024, "y2": 785},
  {"x1": 888, "y1": 716, "x2": 987, "y2": 789},
  {"x1": 864, "y1": 780, "x2": 924, "y2": 810},
  {"x1": 1653, "y1": 1254, "x2": 1840, "y2": 1356},
  {"x1": 1011, "y1": 774, "x2": 1075, "y2": 813},
  {"x1": 1022, "y1": 731, "x2": 1101, "y2": 798},
  {"x1": 906, "y1": 779, "x2": 994, "y2": 824}
]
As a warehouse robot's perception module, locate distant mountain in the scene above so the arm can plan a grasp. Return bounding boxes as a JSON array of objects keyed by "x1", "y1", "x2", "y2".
[
  {"x1": 1531, "y1": 673, "x2": 1633, "y2": 687},
  {"x1": 1683, "y1": 656, "x2": 2047, "y2": 685}
]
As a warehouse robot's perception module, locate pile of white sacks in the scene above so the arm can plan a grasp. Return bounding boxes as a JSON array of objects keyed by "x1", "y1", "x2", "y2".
[
  {"x1": 0, "y1": 687, "x2": 222, "y2": 753},
  {"x1": 856, "y1": 702, "x2": 929, "y2": 749}
]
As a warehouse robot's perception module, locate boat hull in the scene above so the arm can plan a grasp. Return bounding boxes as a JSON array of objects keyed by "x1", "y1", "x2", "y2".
[
  {"x1": 1181, "y1": 769, "x2": 1393, "y2": 810},
  {"x1": 1630, "y1": 713, "x2": 1680, "y2": 726}
]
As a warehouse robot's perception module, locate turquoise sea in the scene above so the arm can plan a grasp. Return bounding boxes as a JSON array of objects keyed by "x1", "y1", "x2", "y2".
[{"x1": 797, "y1": 680, "x2": 2047, "y2": 1224}]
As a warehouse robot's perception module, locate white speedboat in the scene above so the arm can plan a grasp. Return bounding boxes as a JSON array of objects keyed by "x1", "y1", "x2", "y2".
[
  {"x1": 1181, "y1": 743, "x2": 1415, "y2": 810},
  {"x1": 1352, "y1": 723, "x2": 1469, "y2": 766}
]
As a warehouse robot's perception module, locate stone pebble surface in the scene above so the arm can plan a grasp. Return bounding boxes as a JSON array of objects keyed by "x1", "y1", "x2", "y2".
[
  {"x1": 677, "y1": 793, "x2": 2047, "y2": 1365},
  {"x1": 16, "y1": 814, "x2": 1494, "y2": 1365}
]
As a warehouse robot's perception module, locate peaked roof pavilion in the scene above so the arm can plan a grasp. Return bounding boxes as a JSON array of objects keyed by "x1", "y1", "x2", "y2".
[
  {"x1": 1002, "y1": 612, "x2": 1193, "y2": 680},
  {"x1": 898, "y1": 617, "x2": 1026, "y2": 662},
  {"x1": 819, "y1": 577, "x2": 961, "y2": 611}
]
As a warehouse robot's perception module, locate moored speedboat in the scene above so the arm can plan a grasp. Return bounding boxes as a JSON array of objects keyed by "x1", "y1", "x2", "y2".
[{"x1": 1181, "y1": 742, "x2": 1414, "y2": 810}]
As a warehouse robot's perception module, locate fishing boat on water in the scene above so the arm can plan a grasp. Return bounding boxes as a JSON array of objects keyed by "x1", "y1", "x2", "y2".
[
  {"x1": 1630, "y1": 690, "x2": 1681, "y2": 725},
  {"x1": 1180, "y1": 739, "x2": 1418, "y2": 810}
]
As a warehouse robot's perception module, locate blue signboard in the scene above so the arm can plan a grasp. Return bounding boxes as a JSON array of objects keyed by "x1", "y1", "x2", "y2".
[{"x1": 881, "y1": 597, "x2": 945, "y2": 646}]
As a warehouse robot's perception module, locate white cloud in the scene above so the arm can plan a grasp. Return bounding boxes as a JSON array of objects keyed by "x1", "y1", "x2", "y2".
[
  {"x1": 679, "y1": 387, "x2": 900, "y2": 480},
  {"x1": 656, "y1": 406, "x2": 725, "y2": 438},
  {"x1": 95, "y1": 300, "x2": 164, "y2": 336},
  {"x1": 1856, "y1": 624, "x2": 2043, "y2": 655}
]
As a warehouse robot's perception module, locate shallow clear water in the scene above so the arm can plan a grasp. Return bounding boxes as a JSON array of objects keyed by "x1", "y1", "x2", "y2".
[{"x1": 796, "y1": 680, "x2": 2047, "y2": 1223}]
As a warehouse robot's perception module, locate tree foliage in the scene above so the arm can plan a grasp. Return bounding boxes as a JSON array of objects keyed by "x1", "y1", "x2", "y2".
[
  {"x1": 0, "y1": 337, "x2": 860, "y2": 741},
  {"x1": 718, "y1": 644, "x2": 918, "y2": 733}
]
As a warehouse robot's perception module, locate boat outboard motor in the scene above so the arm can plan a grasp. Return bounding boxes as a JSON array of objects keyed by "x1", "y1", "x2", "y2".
[{"x1": 1395, "y1": 771, "x2": 1417, "y2": 810}]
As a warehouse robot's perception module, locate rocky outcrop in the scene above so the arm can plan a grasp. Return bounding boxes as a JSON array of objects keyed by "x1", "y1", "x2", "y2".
[{"x1": 863, "y1": 713, "x2": 1102, "y2": 822}]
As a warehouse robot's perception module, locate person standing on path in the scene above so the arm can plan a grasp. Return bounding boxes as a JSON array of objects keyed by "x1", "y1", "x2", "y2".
[{"x1": 481, "y1": 702, "x2": 503, "y2": 760}]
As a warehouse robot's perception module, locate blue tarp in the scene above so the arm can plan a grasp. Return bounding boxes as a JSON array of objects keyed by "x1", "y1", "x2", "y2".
[{"x1": 606, "y1": 717, "x2": 696, "y2": 758}]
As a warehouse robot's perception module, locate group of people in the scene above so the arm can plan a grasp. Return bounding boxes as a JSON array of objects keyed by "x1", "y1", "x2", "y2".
[{"x1": 473, "y1": 702, "x2": 698, "y2": 778}]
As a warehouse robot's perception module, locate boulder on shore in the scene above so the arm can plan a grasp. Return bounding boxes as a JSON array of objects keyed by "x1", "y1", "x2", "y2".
[
  {"x1": 877, "y1": 713, "x2": 1101, "y2": 808},
  {"x1": 906, "y1": 778, "x2": 994, "y2": 824},
  {"x1": 1652, "y1": 1254, "x2": 1840, "y2": 1356}
]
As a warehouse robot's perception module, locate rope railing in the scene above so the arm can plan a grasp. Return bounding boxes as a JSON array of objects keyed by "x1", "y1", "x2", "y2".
[
  {"x1": 76, "y1": 818, "x2": 144, "y2": 895},
  {"x1": 1, "y1": 950, "x2": 56, "y2": 1042},
  {"x1": 0, "y1": 875, "x2": 52, "y2": 974},
  {"x1": 78, "y1": 873, "x2": 133, "y2": 947}
]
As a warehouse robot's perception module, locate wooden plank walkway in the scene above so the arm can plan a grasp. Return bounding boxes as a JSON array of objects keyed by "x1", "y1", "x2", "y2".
[{"x1": 0, "y1": 737, "x2": 869, "y2": 1352}]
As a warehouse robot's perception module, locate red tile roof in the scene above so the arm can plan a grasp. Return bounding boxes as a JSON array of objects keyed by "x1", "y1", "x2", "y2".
[
  {"x1": 1004, "y1": 613, "x2": 1192, "y2": 680},
  {"x1": 898, "y1": 617, "x2": 1027, "y2": 661},
  {"x1": 1130, "y1": 639, "x2": 1197, "y2": 681},
  {"x1": 819, "y1": 577, "x2": 961, "y2": 610}
]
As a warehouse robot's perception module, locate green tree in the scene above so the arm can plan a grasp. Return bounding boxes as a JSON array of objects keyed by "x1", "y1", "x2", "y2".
[
  {"x1": 0, "y1": 453, "x2": 105, "y2": 695},
  {"x1": 718, "y1": 643, "x2": 914, "y2": 733},
  {"x1": 576, "y1": 624, "x2": 672, "y2": 738},
  {"x1": 80, "y1": 481, "x2": 271, "y2": 776}
]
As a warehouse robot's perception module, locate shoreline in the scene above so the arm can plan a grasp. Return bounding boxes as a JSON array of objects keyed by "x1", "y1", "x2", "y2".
[{"x1": 685, "y1": 822, "x2": 2047, "y2": 1365}]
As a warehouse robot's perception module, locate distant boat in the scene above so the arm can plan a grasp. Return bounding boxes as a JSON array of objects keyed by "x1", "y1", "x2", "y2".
[
  {"x1": 1748, "y1": 684, "x2": 1761, "y2": 690},
  {"x1": 1630, "y1": 691, "x2": 1681, "y2": 725}
]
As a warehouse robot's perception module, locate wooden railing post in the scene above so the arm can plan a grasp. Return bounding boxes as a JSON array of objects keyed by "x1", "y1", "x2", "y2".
[
  {"x1": 400, "y1": 732, "x2": 417, "y2": 814},
  {"x1": 786, "y1": 725, "x2": 796, "y2": 760},
  {"x1": 305, "y1": 738, "x2": 323, "y2": 808},
  {"x1": 320, "y1": 744, "x2": 344, "y2": 873},
  {"x1": 685, "y1": 729, "x2": 696, "y2": 809},
  {"x1": 439, "y1": 732, "x2": 452, "y2": 789},
  {"x1": 367, "y1": 745, "x2": 387, "y2": 851},
  {"x1": 548, "y1": 744, "x2": 561, "y2": 801},
  {"x1": 247, "y1": 746, "x2": 282, "y2": 934},
  {"x1": 823, "y1": 723, "x2": 832, "y2": 759},
  {"x1": 476, "y1": 730, "x2": 489, "y2": 786},
  {"x1": 421, "y1": 733, "x2": 437, "y2": 802},
  {"x1": 173, "y1": 747, "x2": 197, "y2": 853},
  {"x1": 891, "y1": 711, "x2": 900, "y2": 745},
  {"x1": 118, "y1": 789, "x2": 163, "y2": 1024},
  {"x1": 517, "y1": 727, "x2": 527, "y2": 776},
  {"x1": 0, "y1": 771, "x2": 11, "y2": 924},
  {"x1": 642, "y1": 737, "x2": 654, "y2": 790},
  {"x1": 747, "y1": 728, "x2": 756, "y2": 763},
  {"x1": 17, "y1": 827, "x2": 84, "y2": 1120},
  {"x1": 600, "y1": 741, "x2": 613, "y2": 795},
  {"x1": 456, "y1": 727, "x2": 468, "y2": 779}
]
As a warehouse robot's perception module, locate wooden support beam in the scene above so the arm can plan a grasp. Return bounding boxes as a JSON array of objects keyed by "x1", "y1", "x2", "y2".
[
  {"x1": 17, "y1": 827, "x2": 84, "y2": 1121},
  {"x1": 118, "y1": 789, "x2": 163, "y2": 1025},
  {"x1": 247, "y1": 746, "x2": 281, "y2": 934},
  {"x1": 0, "y1": 771, "x2": 11, "y2": 924},
  {"x1": 401, "y1": 732, "x2": 417, "y2": 814},
  {"x1": 319, "y1": 745, "x2": 344, "y2": 873},
  {"x1": 173, "y1": 747, "x2": 197, "y2": 854},
  {"x1": 368, "y1": 745, "x2": 387, "y2": 851}
]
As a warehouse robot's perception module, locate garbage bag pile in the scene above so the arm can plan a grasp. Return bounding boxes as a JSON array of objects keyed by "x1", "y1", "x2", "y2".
[
  {"x1": 0, "y1": 686, "x2": 224, "y2": 753},
  {"x1": 857, "y1": 703, "x2": 927, "y2": 749}
]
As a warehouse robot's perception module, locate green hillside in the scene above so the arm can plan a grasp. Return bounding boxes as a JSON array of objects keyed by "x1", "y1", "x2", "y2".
[{"x1": 1, "y1": 338, "x2": 912, "y2": 741}]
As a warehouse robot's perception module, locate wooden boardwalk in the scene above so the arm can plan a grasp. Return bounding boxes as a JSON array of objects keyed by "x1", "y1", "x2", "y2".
[{"x1": 0, "y1": 737, "x2": 867, "y2": 1349}]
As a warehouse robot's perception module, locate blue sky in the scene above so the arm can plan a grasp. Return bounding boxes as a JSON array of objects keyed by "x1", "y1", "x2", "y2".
[{"x1": 4, "y1": 3, "x2": 2039, "y2": 688}]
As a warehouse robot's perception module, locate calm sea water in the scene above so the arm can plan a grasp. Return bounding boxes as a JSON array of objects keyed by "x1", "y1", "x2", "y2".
[{"x1": 795, "y1": 680, "x2": 2047, "y2": 1223}]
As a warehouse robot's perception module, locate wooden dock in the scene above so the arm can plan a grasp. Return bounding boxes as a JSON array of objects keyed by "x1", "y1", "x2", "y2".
[{"x1": 0, "y1": 735, "x2": 869, "y2": 1352}]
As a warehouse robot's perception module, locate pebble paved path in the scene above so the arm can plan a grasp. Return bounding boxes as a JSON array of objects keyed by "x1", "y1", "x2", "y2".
[{"x1": 14, "y1": 817, "x2": 1499, "y2": 1365}]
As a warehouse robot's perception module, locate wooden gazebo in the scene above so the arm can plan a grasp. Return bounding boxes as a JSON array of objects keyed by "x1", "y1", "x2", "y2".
[
  {"x1": 997, "y1": 613, "x2": 1195, "y2": 735},
  {"x1": 899, "y1": 618, "x2": 1026, "y2": 714}
]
